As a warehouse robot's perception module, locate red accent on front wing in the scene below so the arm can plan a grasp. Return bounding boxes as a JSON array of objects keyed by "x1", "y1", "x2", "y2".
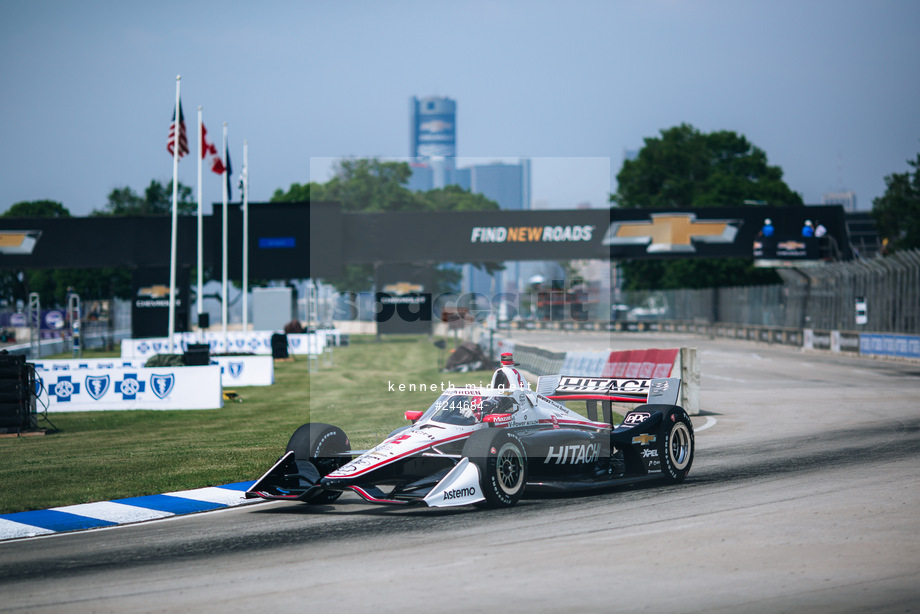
[
  {"x1": 327, "y1": 432, "x2": 472, "y2": 479},
  {"x1": 348, "y1": 485, "x2": 409, "y2": 505}
]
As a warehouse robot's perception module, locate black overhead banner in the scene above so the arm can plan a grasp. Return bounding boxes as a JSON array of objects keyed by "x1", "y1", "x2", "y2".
[
  {"x1": 343, "y1": 209, "x2": 610, "y2": 263},
  {"x1": 339, "y1": 205, "x2": 850, "y2": 263},
  {"x1": 0, "y1": 216, "x2": 198, "y2": 270},
  {"x1": 1, "y1": 203, "x2": 850, "y2": 277},
  {"x1": 212, "y1": 200, "x2": 342, "y2": 280}
]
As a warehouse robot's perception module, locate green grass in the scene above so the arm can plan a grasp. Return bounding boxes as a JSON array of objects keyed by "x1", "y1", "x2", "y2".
[{"x1": 0, "y1": 336, "x2": 495, "y2": 514}]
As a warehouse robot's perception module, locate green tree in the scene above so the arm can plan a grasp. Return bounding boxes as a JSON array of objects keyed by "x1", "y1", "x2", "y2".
[
  {"x1": 418, "y1": 184, "x2": 504, "y2": 212},
  {"x1": 612, "y1": 123, "x2": 804, "y2": 209},
  {"x1": 611, "y1": 124, "x2": 801, "y2": 290},
  {"x1": 271, "y1": 182, "x2": 313, "y2": 203},
  {"x1": 3, "y1": 200, "x2": 71, "y2": 217},
  {"x1": 314, "y1": 159, "x2": 424, "y2": 212},
  {"x1": 873, "y1": 151, "x2": 920, "y2": 252},
  {"x1": 93, "y1": 180, "x2": 195, "y2": 216}
]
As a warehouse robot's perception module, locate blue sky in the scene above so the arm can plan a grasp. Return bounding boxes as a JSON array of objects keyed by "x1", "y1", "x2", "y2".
[{"x1": 1, "y1": 0, "x2": 918, "y2": 216}]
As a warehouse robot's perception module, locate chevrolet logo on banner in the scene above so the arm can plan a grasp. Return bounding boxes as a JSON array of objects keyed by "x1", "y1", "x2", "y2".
[
  {"x1": 138, "y1": 285, "x2": 171, "y2": 299},
  {"x1": 382, "y1": 282, "x2": 424, "y2": 295},
  {"x1": 0, "y1": 230, "x2": 42, "y2": 255},
  {"x1": 602, "y1": 213, "x2": 740, "y2": 253}
]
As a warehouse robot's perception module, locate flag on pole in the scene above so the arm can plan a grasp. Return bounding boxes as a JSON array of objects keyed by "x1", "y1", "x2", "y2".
[
  {"x1": 224, "y1": 146, "x2": 233, "y2": 200},
  {"x1": 202, "y1": 124, "x2": 225, "y2": 174},
  {"x1": 167, "y1": 101, "x2": 190, "y2": 158}
]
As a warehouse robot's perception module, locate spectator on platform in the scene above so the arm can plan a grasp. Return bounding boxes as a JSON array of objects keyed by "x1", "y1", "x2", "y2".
[
  {"x1": 802, "y1": 220, "x2": 815, "y2": 237},
  {"x1": 760, "y1": 218, "x2": 774, "y2": 237},
  {"x1": 814, "y1": 220, "x2": 827, "y2": 238}
]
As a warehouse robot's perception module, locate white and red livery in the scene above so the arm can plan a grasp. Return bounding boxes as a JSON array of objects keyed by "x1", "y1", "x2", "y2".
[{"x1": 246, "y1": 353, "x2": 694, "y2": 508}]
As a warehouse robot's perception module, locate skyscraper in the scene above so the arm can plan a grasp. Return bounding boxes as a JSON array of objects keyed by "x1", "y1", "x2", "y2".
[
  {"x1": 408, "y1": 95, "x2": 533, "y2": 295},
  {"x1": 410, "y1": 96, "x2": 457, "y2": 188}
]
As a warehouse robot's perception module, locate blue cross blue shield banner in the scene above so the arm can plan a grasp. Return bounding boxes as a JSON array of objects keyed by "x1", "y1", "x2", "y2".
[
  {"x1": 151, "y1": 374, "x2": 176, "y2": 399},
  {"x1": 85, "y1": 375, "x2": 110, "y2": 400}
]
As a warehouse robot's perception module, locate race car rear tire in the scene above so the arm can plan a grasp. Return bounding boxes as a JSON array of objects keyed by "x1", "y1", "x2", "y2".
[
  {"x1": 286, "y1": 423, "x2": 351, "y2": 504},
  {"x1": 463, "y1": 430, "x2": 527, "y2": 508},
  {"x1": 657, "y1": 407, "x2": 694, "y2": 483}
]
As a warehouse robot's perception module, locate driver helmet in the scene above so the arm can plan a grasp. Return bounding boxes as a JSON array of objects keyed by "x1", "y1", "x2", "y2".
[{"x1": 469, "y1": 395, "x2": 484, "y2": 421}]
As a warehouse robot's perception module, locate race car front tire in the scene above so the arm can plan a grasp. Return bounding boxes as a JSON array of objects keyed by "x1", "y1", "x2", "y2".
[
  {"x1": 286, "y1": 423, "x2": 351, "y2": 504},
  {"x1": 656, "y1": 407, "x2": 694, "y2": 483},
  {"x1": 463, "y1": 429, "x2": 527, "y2": 508}
]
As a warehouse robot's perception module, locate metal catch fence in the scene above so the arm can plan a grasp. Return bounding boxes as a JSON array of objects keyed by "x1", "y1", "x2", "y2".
[{"x1": 635, "y1": 249, "x2": 920, "y2": 335}]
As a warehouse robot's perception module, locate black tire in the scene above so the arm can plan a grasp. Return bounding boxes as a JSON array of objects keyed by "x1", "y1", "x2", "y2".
[
  {"x1": 462, "y1": 429, "x2": 527, "y2": 508},
  {"x1": 286, "y1": 423, "x2": 351, "y2": 504},
  {"x1": 657, "y1": 407, "x2": 694, "y2": 483}
]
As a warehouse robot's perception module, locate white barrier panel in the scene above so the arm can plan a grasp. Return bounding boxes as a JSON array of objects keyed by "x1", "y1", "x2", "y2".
[
  {"x1": 33, "y1": 355, "x2": 274, "y2": 388},
  {"x1": 121, "y1": 332, "x2": 326, "y2": 359},
  {"x1": 212, "y1": 355, "x2": 274, "y2": 387},
  {"x1": 36, "y1": 365, "x2": 223, "y2": 412},
  {"x1": 33, "y1": 358, "x2": 146, "y2": 372},
  {"x1": 559, "y1": 351, "x2": 611, "y2": 377}
]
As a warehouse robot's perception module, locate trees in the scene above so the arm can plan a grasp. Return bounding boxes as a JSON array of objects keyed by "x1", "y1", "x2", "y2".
[
  {"x1": 611, "y1": 124, "x2": 802, "y2": 290},
  {"x1": 873, "y1": 152, "x2": 920, "y2": 252},
  {"x1": 612, "y1": 123, "x2": 804, "y2": 209},
  {"x1": 93, "y1": 180, "x2": 195, "y2": 216},
  {"x1": 309, "y1": 159, "x2": 423, "y2": 212},
  {"x1": 3, "y1": 200, "x2": 71, "y2": 217}
]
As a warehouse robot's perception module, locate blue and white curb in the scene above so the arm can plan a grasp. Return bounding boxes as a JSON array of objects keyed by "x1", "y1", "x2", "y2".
[{"x1": 0, "y1": 481, "x2": 259, "y2": 541}]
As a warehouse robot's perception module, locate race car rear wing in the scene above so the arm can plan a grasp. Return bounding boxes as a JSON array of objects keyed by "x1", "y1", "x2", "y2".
[{"x1": 536, "y1": 374, "x2": 682, "y2": 424}]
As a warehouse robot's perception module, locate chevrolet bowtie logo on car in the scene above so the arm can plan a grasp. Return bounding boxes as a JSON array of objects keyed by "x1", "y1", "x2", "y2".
[
  {"x1": 602, "y1": 213, "x2": 741, "y2": 253},
  {"x1": 0, "y1": 230, "x2": 42, "y2": 255}
]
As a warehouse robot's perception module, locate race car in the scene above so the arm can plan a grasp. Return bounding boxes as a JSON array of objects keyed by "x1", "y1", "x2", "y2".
[{"x1": 246, "y1": 353, "x2": 694, "y2": 508}]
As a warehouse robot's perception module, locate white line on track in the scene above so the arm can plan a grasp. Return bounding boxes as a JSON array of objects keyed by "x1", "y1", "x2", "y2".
[
  {"x1": 694, "y1": 416, "x2": 717, "y2": 432},
  {"x1": 706, "y1": 374, "x2": 747, "y2": 382}
]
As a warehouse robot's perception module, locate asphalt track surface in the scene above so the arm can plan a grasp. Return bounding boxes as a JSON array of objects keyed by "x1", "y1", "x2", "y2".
[{"x1": 0, "y1": 332, "x2": 918, "y2": 613}]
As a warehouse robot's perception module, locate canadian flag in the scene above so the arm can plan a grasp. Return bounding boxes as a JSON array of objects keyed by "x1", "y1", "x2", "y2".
[{"x1": 201, "y1": 124, "x2": 225, "y2": 175}]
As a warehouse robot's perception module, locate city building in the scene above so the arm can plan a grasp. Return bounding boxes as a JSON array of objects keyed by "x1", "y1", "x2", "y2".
[
  {"x1": 410, "y1": 96, "x2": 457, "y2": 188},
  {"x1": 822, "y1": 190, "x2": 857, "y2": 212},
  {"x1": 409, "y1": 96, "x2": 537, "y2": 297}
]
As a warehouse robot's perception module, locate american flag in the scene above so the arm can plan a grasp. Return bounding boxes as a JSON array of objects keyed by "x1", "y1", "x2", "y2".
[{"x1": 167, "y1": 100, "x2": 190, "y2": 158}]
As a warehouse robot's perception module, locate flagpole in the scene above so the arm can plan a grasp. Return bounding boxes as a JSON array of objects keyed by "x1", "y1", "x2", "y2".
[
  {"x1": 197, "y1": 106, "x2": 204, "y2": 339},
  {"x1": 221, "y1": 122, "x2": 229, "y2": 353},
  {"x1": 241, "y1": 139, "x2": 249, "y2": 332},
  {"x1": 168, "y1": 75, "x2": 181, "y2": 355}
]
